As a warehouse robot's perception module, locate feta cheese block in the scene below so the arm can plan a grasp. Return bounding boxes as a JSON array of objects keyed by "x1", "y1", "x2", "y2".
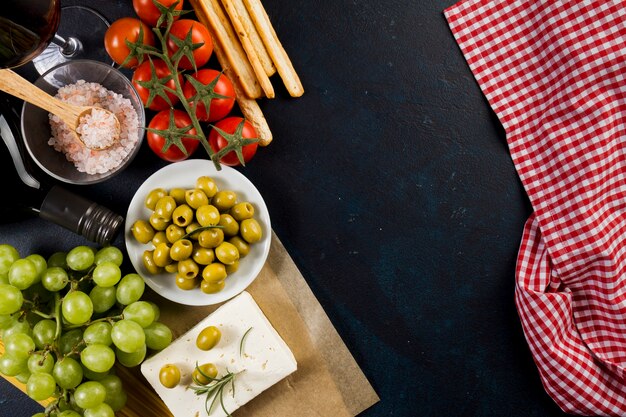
[{"x1": 141, "y1": 291, "x2": 297, "y2": 417}]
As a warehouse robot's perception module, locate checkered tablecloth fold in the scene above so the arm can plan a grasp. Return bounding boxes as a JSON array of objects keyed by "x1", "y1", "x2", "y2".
[{"x1": 445, "y1": 1, "x2": 626, "y2": 414}]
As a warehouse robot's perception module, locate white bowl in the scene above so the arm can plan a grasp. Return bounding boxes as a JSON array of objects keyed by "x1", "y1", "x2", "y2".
[{"x1": 125, "y1": 160, "x2": 271, "y2": 306}]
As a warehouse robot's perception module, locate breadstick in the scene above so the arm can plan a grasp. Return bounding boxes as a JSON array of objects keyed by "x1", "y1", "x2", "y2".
[
  {"x1": 221, "y1": 0, "x2": 275, "y2": 98},
  {"x1": 243, "y1": 0, "x2": 304, "y2": 97},
  {"x1": 190, "y1": 0, "x2": 262, "y2": 99}
]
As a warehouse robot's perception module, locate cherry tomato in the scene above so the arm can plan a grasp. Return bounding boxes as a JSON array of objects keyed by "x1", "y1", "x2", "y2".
[
  {"x1": 132, "y1": 59, "x2": 182, "y2": 111},
  {"x1": 133, "y1": 0, "x2": 184, "y2": 27},
  {"x1": 208, "y1": 117, "x2": 258, "y2": 166},
  {"x1": 147, "y1": 110, "x2": 199, "y2": 162},
  {"x1": 167, "y1": 19, "x2": 213, "y2": 70},
  {"x1": 104, "y1": 17, "x2": 155, "y2": 68},
  {"x1": 183, "y1": 69, "x2": 235, "y2": 122}
]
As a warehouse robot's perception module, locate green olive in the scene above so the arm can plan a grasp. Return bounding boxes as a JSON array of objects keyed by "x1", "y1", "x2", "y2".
[
  {"x1": 212, "y1": 190, "x2": 237, "y2": 212},
  {"x1": 185, "y1": 222, "x2": 203, "y2": 240},
  {"x1": 192, "y1": 363, "x2": 218, "y2": 385},
  {"x1": 230, "y1": 202, "x2": 254, "y2": 221},
  {"x1": 131, "y1": 220, "x2": 155, "y2": 244},
  {"x1": 154, "y1": 196, "x2": 177, "y2": 221},
  {"x1": 177, "y1": 258, "x2": 199, "y2": 279},
  {"x1": 202, "y1": 263, "x2": 227, "y2": 283},
  {"x1": 185, "y1": 189, "x2": 209, "y2": 209},
  {"x1": 225, "y1": 260, "x2": 239, "y2": 275},
  {"x1": 196, "y1": 326, "x2": 221, "y2": 350},
  {"x1": 166, "y1": 224, "x2": 186, "y2": 244},
  {"x1": 201, "y1": 279, "x2": 225, "y2": 294},
  {"x1": 145, "y1": 188, "x2": 167, "y2": 210},
  {"x1": 170, "y1": 239, "x2": 193, "y2": 261},
  {"x1": 215, "y1": 242, "x2": 239, "y2": 265},
  {"x1": 196, "y1": 205, "x2": 220, "y2": 227},
  {"x1": 149, "y1": 213, "x2": 169, "y2": 231},
  {"x1": 218, "y1": 214, "x2": 239, "y2": 237},
  {"x1": 172, "y1": 204, "x2": 194, "y2": 227},
  {"x1": 153, "y1": 243, "x2": 172, "y2": 267},
  {"x1": 228, "y1": 236, "x2": 250, "y2": 258},
  {"x1": 196, "y1": 176, "x2": 218, "y2": 198},
  {"x1": 198, "y1": 228, "x2": 224, "y2": 248},
  {"x1": 142, "y1": 250, "x2": 162, "y2": 275},
  {"x1": 165, "y1": 262, "x2": 179, "y2": 274},
  {"x1": 175, "y1": 275, "x2": 199, "y2": 290},
  {"x1": 240, "y1": 218, "x2": 262, "y2": 243},
  {"x1": 151, "y1": 231, "x2": 168, "y2": 248},
  {"x1": 192, "y1": 245, "x2": 215, "y2": 265},
  {"x1": 169, "y1": 188, "x2": 187, "y2": 205},
  {"x1": 159, "y1": 364, "x2": 181, "y2": 388}
]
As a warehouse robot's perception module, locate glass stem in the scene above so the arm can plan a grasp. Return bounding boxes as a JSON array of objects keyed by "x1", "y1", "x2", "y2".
[{"x1": 52, "y1": 34, "x2": 82, "y2": 57}]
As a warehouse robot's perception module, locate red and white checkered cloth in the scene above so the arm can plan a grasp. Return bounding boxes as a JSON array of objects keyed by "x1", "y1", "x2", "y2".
[{"x1": 445, "y1": 1, "x2": 626, "y2": 415}]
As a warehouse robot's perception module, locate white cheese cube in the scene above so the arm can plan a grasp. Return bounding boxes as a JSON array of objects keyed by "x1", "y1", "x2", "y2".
[{"x1": 140, "y1": 291, "x2": 297, "y2": 417}]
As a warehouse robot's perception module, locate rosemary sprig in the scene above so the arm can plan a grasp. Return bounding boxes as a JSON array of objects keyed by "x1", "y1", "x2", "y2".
[
  {"x1": 189, "y1": 365, "x2": 243, "y2": 416},
  {"x1": 240, "y1": 327, "x2": 253, "y2": 357},
  {"x1": 179, "y1": 224, "x2": 224, "y2": 241}
]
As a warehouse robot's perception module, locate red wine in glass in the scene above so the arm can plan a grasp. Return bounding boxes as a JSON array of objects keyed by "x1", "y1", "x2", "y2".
[{"x1": 0, "y1": 0, "x2": 60, "y2": 68}]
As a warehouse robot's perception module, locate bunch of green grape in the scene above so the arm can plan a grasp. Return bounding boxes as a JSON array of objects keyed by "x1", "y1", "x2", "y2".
[{"x1": 0, "y1": 243, "x2": 173, "y2": 417}]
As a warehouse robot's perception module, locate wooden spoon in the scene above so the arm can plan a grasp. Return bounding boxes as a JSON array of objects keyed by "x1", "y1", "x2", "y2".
[{"x1": 0, "y1": 69, "x2": 120, "y2": 150}]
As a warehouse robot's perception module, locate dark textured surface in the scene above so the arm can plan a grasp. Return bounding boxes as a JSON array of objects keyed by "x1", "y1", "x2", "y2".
[{"x1": 0, "y1": 1, "x2": 573, "y2": 416}]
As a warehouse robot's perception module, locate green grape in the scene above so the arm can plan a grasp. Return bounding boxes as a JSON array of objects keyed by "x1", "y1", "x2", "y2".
[
  {"x1": 0, "y1": 272, "x2": 9, "y2": 285},
  {"x1": 66, "y1": 246, "x2": 95, "y2": 271},
  {"x1": 41, "y1": 267, "x2": 69, "y2": 292},
  {"x1": 147, "y1": 301, "x2": 160, "y2": 321},
  {"x1": 24, "y1": 254, "x2": 46, "y2": 284},
  {"x1": 89, "y1": 285, "x2": 117, "y2": 314},
  {"x1": 111, "y1": 319, "x2": 145, "y2": 353},
  {"x1": 92, "y1": 262, "x2": 122, "y2": 288},
  {"x1": 58, "y1": 410, "x2": 82, "y2": 417},
  {"x1": 115, "y1": 274, "x2": 145, "y2": 305},
  {"x1": 0, "y1": 313, "x2": 17, "y2": 330},
  {"x1": 115, "y1": 344, "x2": 146, "y2": 367},
  {"x1": 53, "y1": 357, "x2": 83, "y2": 390},
  {"x1": 0, "y1": 353, "x2": 28, "y2": 376},
  {"x1": 32, "y1": 319, "x2": 57, "y2": 349},
  {"x1": 27, "y1": 351, "x2": 54, "y2": 374},
  {"x1": 26, "y1": 372, "x2": 56, "y2": 400},
  {"x1": 84, "y1": 403, "x2": 115, "y2": 417},
  {"x1": 0, "y1": 244, "x2": 19, "y2": 274},
  {"x1": 0, "y1": 284, "x2": 23, "y2": 314},
  {"x1": 81, "y1": 344, "x2": 115, "y2": 373},
  {"x1": 15, "y1": 370, "x2": 31, "y2": 383},
  {"x1": 123, "y1": 301, "x2": 155, "y2": 328},
  {"x1": 99, "y1": 374, "x2": 123, "y2": 402},
  {"x1": 144, "y1": 322, "x2": 173, "y2": 351},
  {"x1": 47, "y1": 251, "x2": 67, "y2": 268},
  {"x1": 106, "y1": 389, "x2": 127, "y2": 412},
  {"x1": 81, "y1": 364, "x2": 110, "y2": 381},
  {"x1": 62, "y1": 291, "x2": 93, "y2": 325},
  {"x1": 58, "y1": 329, "x2": 84, "y2": 357},
  {"x1": 8, "y1": 259, "x2": 38, "y2": 290},
  {"x1": 74, "y1": 381, "x2": 107, "y2": 409},
  {"x1": 32, "y1": 413, "x2": 46, "y2": 417},
  {"x1": 2, "y1": 319, "x2": 31, "y2": 338},
  {"x1": 83, "y1": 322, "x2": 112, "y2": 346},
  {"x1": 95, "y1": 247, "x2": 123, "y2": 267},
  {"x1": 4, "y1": 333, "x2": 35, "y2": 360}
]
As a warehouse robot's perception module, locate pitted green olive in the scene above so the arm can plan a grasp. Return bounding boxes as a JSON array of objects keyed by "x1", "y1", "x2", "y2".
[
  {"x1": 201, "y1": 279, "x2": 225, "y2": 294},
  {"x1": 170, "y1": 239, "x2": 193, "y2": 261},
  {"x1": 154, "y1": 196, "x2": 177, "y2": 221},
  {"x1": 198, "y1": 229, "x2": 224, "y2": 248},
  {"x1": 196, "y1": 176, "x2": 218, "y2": 198},
  {"x1": 215, "y1": 242, "x2": 239, "y2": 265},
  {"x1": 172, "y1": 204, "x2": 194, "y2": 227},
  {"x1": 166, "y1": 224, "x2": 185, "y2": 244},
  {"x1": 153, "y1": 243, "x2": 172, "y2": 267},
  {"x1": 165, "y1": 262, "x2": 179, "y2": 273},
  {"x1": 196, "y1": 205, "x2": 220, "y2": 227},
  {"x1": 177, "y1": 258, "x2": 199, "y2": 279},
  {"x1": 196, "y1": 326, "x2": 221, "y2": 350},
  {"x1": 185, "y1": 222, "x2": 202, "y2": 239},
  {"x1": 145, "y1": 188, "x2": 167, "y2": 210},
  {"x1": 131, "y1": 220, "x2": 155, "y2": 244},
  {"x1": 202, "y1": 263, "x2": 227, "y2": 283},
  {"x1": 169, "y1": 188, "x2": 186, "y2": 205},
  {"x1": 149, "y1": 213, "x2": 169, "y2": 231},
  {"x1": 175, "y1": 275, "x2": 199, "y2": 290},
  {"x1": 152, "y1": 231, "x2": 167, "y2": 248},
  {"x1": 192, "y1": 245, "x2": 215, "y2": 265},
  {"x1": 225, "y1": 260, "x2": 239, "y2": 274},
  {"x1": 185, "y1": 189, "x2": 209, "y2": 209},
  {"x1": 230, "y1": 202, "x2": 254, "y2": 221},
  {"x1": 240, "y1": 218, "x2": 262, "y2": 243},
  {"x1": 228, "y1": 236, "x2": 250, "y2": 258},
  {"x1": 142, "y1": 250, "x2": 162, "y2": 275},
  {"x1": 192, "y1": 363, "x2": 218, "y2": 385},
  {"x1": 218, "y1": 214, "x2": 239, "y2": 237},
  {"x1": 212, "y1": 191, "x2": 237, "y2": 212}
]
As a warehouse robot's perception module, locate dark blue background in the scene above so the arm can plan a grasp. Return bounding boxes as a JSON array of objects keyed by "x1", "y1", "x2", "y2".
[{"x1": 0, "y1": 0, "x2": 573, "y2": 416}]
